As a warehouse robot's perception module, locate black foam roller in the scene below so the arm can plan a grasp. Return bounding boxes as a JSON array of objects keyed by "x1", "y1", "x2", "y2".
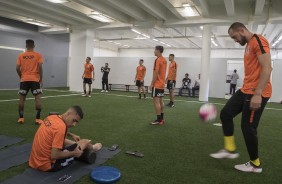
[{"x1": 76, "y1": 149, "x2": 96, "y2": 164}]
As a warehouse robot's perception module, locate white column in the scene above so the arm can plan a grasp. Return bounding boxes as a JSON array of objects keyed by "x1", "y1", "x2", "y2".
[
  {"x1": 199, "y1": 25, "x2": 211, "y2": 102},
  {"x1": 68, "y1": 29, "x2": 94, "y2": 92}
]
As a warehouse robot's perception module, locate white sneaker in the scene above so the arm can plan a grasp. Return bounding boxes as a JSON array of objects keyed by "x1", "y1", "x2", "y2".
[
  {"x1": 210, "y1": 149, "x2": 239, "y2": 159},
  {"x1": 234, "y1": 161, "x2": 262, "y2": 173},
  {"x1": 88, "y1": 95, "x2": 91, "y2": 97},
  {"x1": 82, "y1": 94, "x2": 87, "y2": 97},
  {"x1": 101, "y1": 90, "x2": 105, "y2": 92},
  {"x1": 105, "y1": 90, "x2": 108, "y2": 93}
]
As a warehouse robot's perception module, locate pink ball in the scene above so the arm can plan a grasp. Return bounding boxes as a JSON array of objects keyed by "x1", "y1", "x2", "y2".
[{"x1": 199, "y1": 103, "x2": 217, "y2": 122}]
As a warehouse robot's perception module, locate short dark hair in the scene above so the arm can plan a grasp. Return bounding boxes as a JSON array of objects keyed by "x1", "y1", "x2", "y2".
[
  {"x1": 234, "y1": 69, "x2": 237, "y2": 73},
  {"x1": 169, "y1": 54, "x2": 175, "y2": 57},
  {"x1": 26, "y1": 39, "x2": 34, "y2": 48},
  {"x1": 71, "y1": 105, "x2": 84, "y2": 119},
  {"x1": 155, "y1": 45, "x2": 164, "y2": 53},
  {"x1": 140, "y1": 59, "x2": 144, "y2": 62},
  {"x1": 86, "y1": 57, "x2": 91, "y2": 60},
  {"x1": 228, "y1": 22, "x2": 247, "y2": 32},
  {"x1": 185, "y1": 73, "x2": 188, "y2": 76}
]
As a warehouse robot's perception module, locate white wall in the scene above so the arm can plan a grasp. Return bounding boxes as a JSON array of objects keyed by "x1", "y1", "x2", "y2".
[
  {"x1": 90, "y1": 57, "x2": 226, "y2": 98},
  {"x1": 119, "y1": 48, "x2": 246, "y2": 58},
  {"x1": 272, "y1": 60, "x2": 282, "y2": 102},
  {"x1": 119, "y1": 48, "x2": 282, "y2": 59},
  {"x1": 94, "y1": 47, "x2": 118, "y2": 57}
]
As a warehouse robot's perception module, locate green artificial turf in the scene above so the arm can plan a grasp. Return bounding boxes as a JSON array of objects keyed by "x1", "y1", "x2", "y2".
[{"x1": 0, "y1": 89, "x2": 282, "y2": 184}]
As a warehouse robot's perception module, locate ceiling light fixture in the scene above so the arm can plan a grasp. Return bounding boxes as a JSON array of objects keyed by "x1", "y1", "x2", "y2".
[
  {"x1": 211, "y1": 38, "x2": 218, "y2": 47},
  {"x1": 131, "y1": 29, "x2": 142, "y2": 34},
  {"x1": 272, "y1": 35, "x2": 282, "y2": 47},
  {"x1": 106, "y1": 40, "x2": 130, "y2": 48},
  {"x1": 88, "y1": 11, "x2": 114, "y2": 23},
  {"x1": 25, "y1": 19, "x2": 51, "y2": 27},
  {"x1": 46, "y1": 0, "x2": 69, "y2": 3}
]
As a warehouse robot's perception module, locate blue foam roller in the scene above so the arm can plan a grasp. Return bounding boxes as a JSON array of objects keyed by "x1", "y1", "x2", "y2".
[{"x1": 90, "y1": 166, "x2": 121, "y2": 183}]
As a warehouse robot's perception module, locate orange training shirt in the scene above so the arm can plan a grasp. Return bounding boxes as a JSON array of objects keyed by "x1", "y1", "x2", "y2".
[
  {"x1": 16, "y1": 51, "x2": 43, "y2": 82},
  {"x1": 136, "y1": 65, "x2": 146, "y2": 80},
  {"x1": 29, "y1": 115, "x2": 67, "y2": 171},
  {"x1": 84, "y1": 63, "x2": 94, "y2": 79},
  {"x1": 153, "y1": 56, "x2": 167, "y2": 89},
  {"x1": 167, "y1": 61, "x2": 177, "y2": 81},
  {"x1": 241, "y1": 34, "x2": 272, "y2": 98}
]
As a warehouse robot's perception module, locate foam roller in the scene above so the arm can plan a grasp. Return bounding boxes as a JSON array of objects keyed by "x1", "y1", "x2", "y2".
[{"x1": 76, "y1": 149, "x2": 96, "y2": 164}]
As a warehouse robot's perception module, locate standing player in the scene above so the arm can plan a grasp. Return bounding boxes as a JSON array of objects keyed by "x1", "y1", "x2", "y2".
[
  {"x1": 230, "y1": 69, "x2": 239, "y2": 95},
  {"x1": 210, "y1": 22, "x2": 272, "y2": 173},
  {"x1": 166, "y1": 54, "x2": 177, "y2": 107},
  {"x1": 150, "y1": 46, "x2": 167, "y2": 125},
  {"x1": 101, "y1": 63, "x2": 110, "y2": 92},
  {"x1": 16, "y1": 39, "x2": 43, "y2": 125},
  {"x1": 82, "y1": 57, "x2": 94, "y2": 97},
  {"x1": 135, "y1": 59, "x2": 146, "y2": 99}
]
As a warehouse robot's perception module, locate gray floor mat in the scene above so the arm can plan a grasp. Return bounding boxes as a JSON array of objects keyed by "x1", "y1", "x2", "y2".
[
  {"x1": 1, "y1": 147, "x2": 121, "y2": 184},
  {"x1": 0, "y1": 143, "x2": 32, "y2": 172},
  {"x1": 0, "y1": 135, "x2": 24, "y2": 149}
]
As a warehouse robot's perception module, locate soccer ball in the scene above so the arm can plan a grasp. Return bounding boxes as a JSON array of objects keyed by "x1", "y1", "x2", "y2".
[{"x1": 199, "y1": 103, "x2": 217, "y2": 122}]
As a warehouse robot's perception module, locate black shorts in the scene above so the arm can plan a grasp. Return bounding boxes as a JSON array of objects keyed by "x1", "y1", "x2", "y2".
[
  {"x1": 136, "y1": 80, "x2": 144, "y2": 87},
  {"x1": 49, "y1": 143, "x2": 78, "y2": 172},
  {"x1": 151, "y1": 88, "x2": 164, "y2": 98},
  {"x1": 19, "y1": 81, "x2": 42, "y2": 96},
  {"x1": 83, "y1": 78, "x2": 92, "y2": 84},
  {"x1": 167, "y1": 80, "x2": 176, "y2": 90}
]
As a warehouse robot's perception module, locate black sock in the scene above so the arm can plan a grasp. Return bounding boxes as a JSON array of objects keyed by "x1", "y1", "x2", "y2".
[
  {"x1": 84, "y1": 90, "x2": 86, "y2": 94},
  {"x1": 36, "y1": 109, "x2": 41, "y2": 119},
  {"x1": 139, "y1": 94, "x2": 141, "y2": 98},
  {"x1": 157, "y1": 115, "x2": 161, "y2": 122},
  {"x1": 19, "y1": 110, "x2": 24, "y2": 118},
  {"x1": 88, "y1": 91, "x2": 91, "y2": 95},
  {"x1": 161, "y1": 113, "x2": 164, "y2": 120}
]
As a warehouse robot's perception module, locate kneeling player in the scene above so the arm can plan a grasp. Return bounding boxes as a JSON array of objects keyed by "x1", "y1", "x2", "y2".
[{"x1": 29, "y1": 106, "x2": 102, "y2": 172}]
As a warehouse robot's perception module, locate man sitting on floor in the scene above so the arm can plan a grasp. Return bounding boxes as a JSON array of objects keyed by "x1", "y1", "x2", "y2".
[{"x1": 29, "y1": 106, "x2": 102, "y2": 172}]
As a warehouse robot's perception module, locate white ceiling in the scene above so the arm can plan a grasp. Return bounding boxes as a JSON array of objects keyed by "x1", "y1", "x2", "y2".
[{"x1": 1, "y1": 0, "x2": 282, "y2": 49}]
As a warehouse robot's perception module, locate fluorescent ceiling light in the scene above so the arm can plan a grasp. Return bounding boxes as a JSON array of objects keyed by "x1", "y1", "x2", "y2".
[
  {"x1": 278, "y1": 36, "x2": 282, "y2": 41},
  {"x1": 46, "y1": 0, "x2": 69, "y2": 3},
  {"x1": 88, "y1": 12, "x2": 114, "y2": 23},
  {"x1": 134, "y1": 37, "x2": 148, "y2": 40},
  {"x1": 183, "y1": 6, "x2": 200, "y2": 17},
  {"x1": 182, "y1": 3, "x2": 191, "y2": 7},
  {"x1": 142, "y1": 34, "x2": 150, "y2": 38},
  {"x1": 200, "y1": 26, "x2": 203, "y2": 30},
  {"x1": 131, "y1": 29, "x2": 142, "y2": 34},
  {"x1": 25, "y1": 19, "x2": 51, "y2": 27},
  {"x1": 211, "y1": 40, "x2": 218, "y2": 47},
  {"x1": 106, "y1": 40, "x2": 130, "y2": 48},
  {"x1": 166, "y1": 44, "x2": 171, "y2": 47},
  {"x1": 153, "y1": 38, "x2": 159, "y2": 42}
]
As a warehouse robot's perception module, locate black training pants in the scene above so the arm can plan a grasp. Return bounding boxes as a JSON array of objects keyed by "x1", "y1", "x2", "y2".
[
  {"x1": 230, "y1": 84, "x2": 236, "y2": 95},
  {"x1": 102, "y1": 78, "x2": 109, "y2": 90},
  {"x1": 220, "y1": 89, "x2": 269, "y2": 160}
]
